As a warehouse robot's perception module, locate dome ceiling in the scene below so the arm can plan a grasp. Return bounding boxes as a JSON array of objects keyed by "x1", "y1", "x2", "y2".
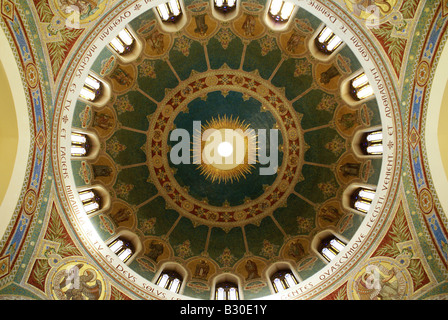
[
  {"x1": 69, "y1": 0, "x2": 383, "y2": 299},
  {"x1": 4, "y1": 0, "x2": 448, "y2": 303}
]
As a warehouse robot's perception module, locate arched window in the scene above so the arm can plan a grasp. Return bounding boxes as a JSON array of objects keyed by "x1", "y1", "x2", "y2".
[
  {"x1": 156, "y1": 270, "x2": 183, "y2": 293},
  {"x1": 351, "y1": 187, "x2": 376, "y2": 214},
  {"x1": 108, "y1": 237, "x2": 135, "y2": 263},
  {"x1": 270, "y1": 270, "x2": 298, "y2": 293},
  {"x1": 156, "y1": 0, "x2": 182, "y2": 23},
  {"x1": 319, "y1": 236, "x2": 346, "y2": 262},
  {"x1": 109, "y1": 28, "x2": 135, "y2": 55},
  {"x1": 215, "y1": 281, "x2": 239, "y2": 300},
  {"x1": 214, "y1": 0, "x2": 237, "y2": 12},
  {"x1": 78, "y1": 189, "x2": 101, "y2": 214},
  {"x1": 361, "y1": 130, "x2": 383, "y2": 155},
  {"x1": 268, "y1": 0, "x2": 295, "y2": 22},
  {"x1": 71, "y1": 132, "x2": 90, "y2": 157},
  {"x1": 349, "y1": 72, "x2": 374, "y2": 101},
  {"x1": 315, "y1": 26, "x2": 343, "y2": 55},
  {"x1": 79, "y1": 74, "x2": 103, "y2": 102}
]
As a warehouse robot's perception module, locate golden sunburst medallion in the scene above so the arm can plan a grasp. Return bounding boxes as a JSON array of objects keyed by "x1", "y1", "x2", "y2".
[{"x1": 192, "y1": 115, "x2": 257, "y2": 183}]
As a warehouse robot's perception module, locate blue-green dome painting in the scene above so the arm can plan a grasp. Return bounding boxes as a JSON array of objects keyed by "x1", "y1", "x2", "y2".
[{"x1": 70, "y1": 0, "x2": 383, "y2": 300}]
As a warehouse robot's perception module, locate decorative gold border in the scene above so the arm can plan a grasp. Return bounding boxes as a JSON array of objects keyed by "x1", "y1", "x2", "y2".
[{"x1": 147, "y1": 67, "x2": 304, "y2": 229}]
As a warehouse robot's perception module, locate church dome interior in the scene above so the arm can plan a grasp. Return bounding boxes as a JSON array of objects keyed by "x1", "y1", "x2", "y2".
[{"x1": 1, "y1": 0, "x2": 448, "y2": 301}]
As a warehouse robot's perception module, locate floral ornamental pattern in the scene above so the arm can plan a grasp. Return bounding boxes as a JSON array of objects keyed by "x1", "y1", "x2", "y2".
[
  {"x1": 78, "y1": 106, "x2": 91, "y2": 128},
  {"x1": 215, "y1": 28, "x2": 236, "y2": 49},
  {"x1": 174, "y1": 36, "x2": 193, "y2": 57},
  {"x1": 106, "y1": 136, "x2": 127, "y2": 158},
  {"x1": 217, "y1": 248, "x2": 237, "y2": 267},
  {"x1": 138, "y1": 60, "x2": 157, "y2": 79},
  {"x1": 175, "y1": 240, "x2": 194, "y2": 259},
  {"x1": 140, "y1": 217, "x2": 157, "y2": 235},
  {"x1": 114, "y1": 182, "x2": 134, "y2": 200},
  {"x1": 294, "y1": 59, "x2": 312, "y2": 77},
  {"x1": 259, "y1": 35, "x2": 277, "y2": 56},
  {"x1": 297, "y1": 216, "x2": 313, "y2": 234},
  {"x1": 325, "y1": 136, "x2": 346, "y2": 155},
  {"x1": 260, "y1": 240, "x2": 279, "y2": 259},
  {"x1": 317, "y1": 94, "x2": 339, "y2": 113},
  {"x1": 114, "y1": 96, "x2": 134, "y2": 115},
  {"x1": 318, "y1": 181, "x2": 338, "y2": 199}
]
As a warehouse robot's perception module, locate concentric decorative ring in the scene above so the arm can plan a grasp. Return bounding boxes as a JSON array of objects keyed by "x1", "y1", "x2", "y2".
[{"x1": 147, "y1": 68, "x2": 304, "y2": 228}]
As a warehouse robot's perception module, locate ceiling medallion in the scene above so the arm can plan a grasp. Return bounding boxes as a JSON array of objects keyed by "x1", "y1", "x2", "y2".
[
  {"x1": 147, "y1": 68, "x2": 304, "y2": 229},
  {"x1": 193, "y1": 115, "x2": 257, "y2": 184}
]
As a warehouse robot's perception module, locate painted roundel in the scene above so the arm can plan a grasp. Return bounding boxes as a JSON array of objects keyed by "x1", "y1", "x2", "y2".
[{"x1": 49, "y1": 259, "x2": 107, "y2": 300}]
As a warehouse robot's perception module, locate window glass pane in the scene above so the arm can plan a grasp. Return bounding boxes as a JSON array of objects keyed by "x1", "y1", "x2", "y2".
[
  {"x1": 367, "y1": 144, "x2": 383, "y2": 155},
  {"x1": 228, "y1": 287, "x2": 238, "y2": 300},
  {"x1": 79, "y1": 190, "x2": 95, "y2": 203},
  {"x1": 330, "y1": 239, "x2": 345, "y2": 252},
  {"x1": 326, "y1": 35, "x2": 342, "y2": 51},
  {"x1": 71, "y1": 133, "x2": 86, "y2": 144},
  {"x1": 83, "y1": 201, "x2": 99, "y2": 214},
  {"x1": 158, "y1": 273, "x2": 169, "y2": 288},
  {"x1": 118, "y1": 248, "x2": 133, "y2": 262},
  {"x1": 318, "y1": 27, "x2": 333, "y2": 43},
  {"x1": 322, "y1": 247, "x2": 336, "y2": 261},
  {"x1": 273, "y1": 278, "x2": 283, "y2": 292},
  {"x1": 118, "y1": 29, "x2": 133, "y2": 46},
  {"x1": 284, "y1": 273, "x2": 296, "y2": 288},
  {"x1": 79, "y1": 87, "x2": 96, "y2": 101},
  {"x1": 109, "y1": 239, "x2": 124, "y2": 253},
  {"x1": 71, "y1": 145, "x2": 87, "y2": 157},
  {"x1": 280, "y1": 2, "x2": 294, "y2": 20},
  {"x1": 356, "y1": 85, "x2": 374, "y2": 100},
  {"x1": 352, "y1": 73, "x2": 369, "y2": 88},
  {"x1": 85, "y1": 75, "x2": 101, "y2": 90},
  {"x1": 215, "y1": 0, "x2": 236, "y2": 9},
  {"x1": 355, "y1": 200, "x2": 371, "y2": 213},
  {"x1": 269, "y1": 0, "x2": 283, "y2": 15},
  {"x1": 157, "y1": 4, "x2": 170, "y2": 20},
  {"x1": 215, "y1": 282, "x2": 238, "y2": 300},
  {"x1": 367, "y1": 131, "x2": 383, "y2": 142},
  {"x1": 216, "y1": 287, "x2": 225, "y2": 300},
  {"x1": 359, "y1": 189, "x2": 375, "y2": 201},
  {"x1": 110, "y1": 38, "x2": 125, "y2": 54},
  {"x1": 170, "y1": 278, "x2": 181, "y2": 293},
  {"x1": 169, "y1": 0, "x2": 180, "y2": 16}
]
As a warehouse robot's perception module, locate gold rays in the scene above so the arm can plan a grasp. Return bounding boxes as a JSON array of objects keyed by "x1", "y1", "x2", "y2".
[{"x1": 193, "y1": 115, "x2": 258, "y2": 184}]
